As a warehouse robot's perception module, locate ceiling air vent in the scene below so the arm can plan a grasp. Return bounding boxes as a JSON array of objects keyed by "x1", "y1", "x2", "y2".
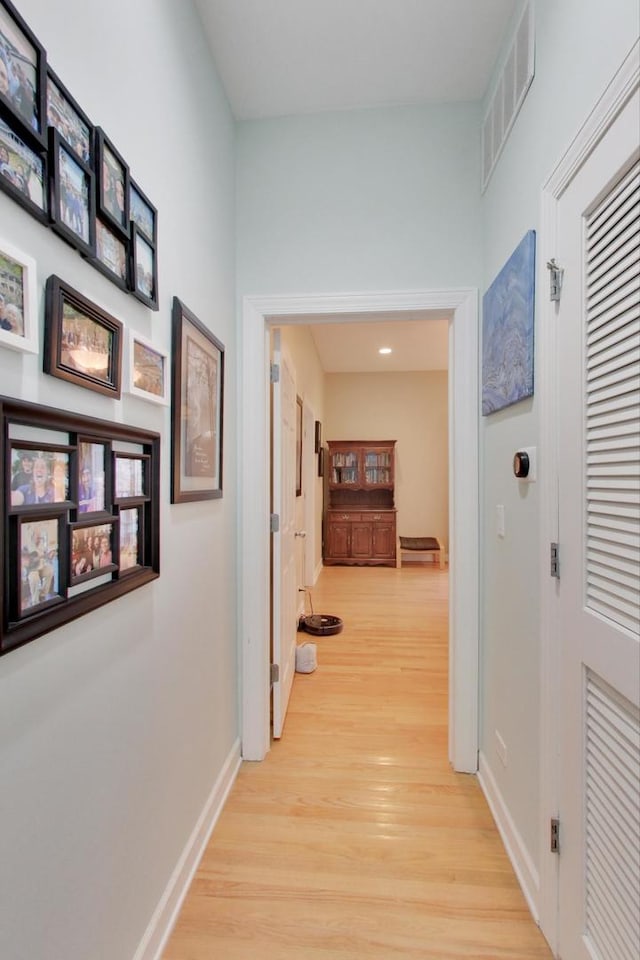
[{"x1": 482, "y1": 2, "x2": 535, "y2": 191}]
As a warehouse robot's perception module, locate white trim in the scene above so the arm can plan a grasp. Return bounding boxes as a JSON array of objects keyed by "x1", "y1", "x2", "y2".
[
  {"x1": 132, "y1": 740, "x2": 242, "y2": 960},
  {"x1": 478, "y1": 751, "x2": 541, "y2": 923},
  {"x1": 239, "y1": 288, "x2": 479, "y2": 772},
  {"x1": 537, "y1": 39, "x2": 640, "y2": 954}
]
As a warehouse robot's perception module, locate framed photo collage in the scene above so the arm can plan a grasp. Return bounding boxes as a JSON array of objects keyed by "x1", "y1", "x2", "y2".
[{"x1": 0, "y1": 0, "x2": 158, "y2": 308}]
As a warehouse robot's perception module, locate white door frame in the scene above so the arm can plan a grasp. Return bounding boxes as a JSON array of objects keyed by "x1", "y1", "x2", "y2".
[
  {"x1": 239, "y1": 287, "x2": 479, "y2": 771},
  {"x1": 537, "y1": 41, "x2": 639, "y2": 953}
]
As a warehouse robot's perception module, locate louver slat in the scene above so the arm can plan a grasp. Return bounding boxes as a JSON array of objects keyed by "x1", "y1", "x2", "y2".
[
  {"x1": 585, "y1": 159, "x2": 640, "y2": 632},
  {"x1": 585, "y1": 672, "x2": 640, "y2": 960}
]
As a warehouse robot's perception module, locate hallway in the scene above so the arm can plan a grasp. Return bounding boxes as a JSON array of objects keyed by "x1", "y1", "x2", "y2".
[{"x1": 163, "y1": 565, "x2": 553, "y2": 959}]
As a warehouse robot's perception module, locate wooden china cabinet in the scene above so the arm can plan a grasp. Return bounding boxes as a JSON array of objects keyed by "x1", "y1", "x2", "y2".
[{"x1": 323, "y1": 440, "x2": 396, "y2": 566}]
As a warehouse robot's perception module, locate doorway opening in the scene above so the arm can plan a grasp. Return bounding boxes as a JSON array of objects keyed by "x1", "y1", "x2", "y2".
[{"x1": 240, "y1": 288, "x2": 479, "y2": 772}]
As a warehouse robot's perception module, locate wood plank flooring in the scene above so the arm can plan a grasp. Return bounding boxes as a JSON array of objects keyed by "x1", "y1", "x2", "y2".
[{"x1": 163, "y1": 565, "x2": 553, "y2": 959}]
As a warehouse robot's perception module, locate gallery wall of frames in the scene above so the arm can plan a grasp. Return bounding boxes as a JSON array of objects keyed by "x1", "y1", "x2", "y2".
[
  {"x1": 0, "y1": 1, "x2": 227, "y2": 655},
  {"x1": 0, "y1": 0, "x2": 158, "y2": 308},
  {"x1": 0, "y1": 396, "x2": 160, "y2": 655}
]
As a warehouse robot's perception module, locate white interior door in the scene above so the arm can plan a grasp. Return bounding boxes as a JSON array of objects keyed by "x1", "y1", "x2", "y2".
[
  {"x1": 556, "y1": 88, "x2": 639, "y2": 960},
  {"x1": 271, "y1": 335, "x2": 298, "y2": 739}
]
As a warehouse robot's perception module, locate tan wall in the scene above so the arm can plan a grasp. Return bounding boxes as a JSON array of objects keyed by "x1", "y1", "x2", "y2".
[
  {"x1": 279, "y1": 326, "x2": 325, "y2": 579},
  {"x1": 324, "y1": 372, "x2": 449, "y2": 552}
]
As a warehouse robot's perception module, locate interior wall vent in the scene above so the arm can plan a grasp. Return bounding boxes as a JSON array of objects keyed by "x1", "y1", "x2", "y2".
[{"x1": 481, "y1": 1, "x2": 535, "y2": 192}]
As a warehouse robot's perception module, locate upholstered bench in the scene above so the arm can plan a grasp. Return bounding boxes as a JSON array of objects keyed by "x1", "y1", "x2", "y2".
[{"x1": 397, "y1": 536, "x2": 445, "y2": 569}]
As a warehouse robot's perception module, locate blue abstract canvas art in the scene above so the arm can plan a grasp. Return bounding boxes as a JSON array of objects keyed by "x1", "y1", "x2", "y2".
[{"x1": 482, "y1": 230, "x2": 536, "y2": 415}]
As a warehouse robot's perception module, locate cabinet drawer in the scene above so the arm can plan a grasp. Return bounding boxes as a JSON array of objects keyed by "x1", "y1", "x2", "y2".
[
  {"x1": 329, "y1": 512, "x2": 362, "y2": 522},
  {"x1": 364, "y1": 511, "x2": 395, "y2": 522}
]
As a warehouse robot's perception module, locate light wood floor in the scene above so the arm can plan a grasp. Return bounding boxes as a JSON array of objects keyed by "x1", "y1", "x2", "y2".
[{"x1": 163, "y1": 565, "x2": 553, "y2": 959}]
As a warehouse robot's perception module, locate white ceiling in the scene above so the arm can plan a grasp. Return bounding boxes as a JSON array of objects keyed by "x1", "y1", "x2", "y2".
[
  {"x1": 272, "y1": 312, "x2": 451, "y2": 372},
  {"x1": 196, "y1": 0, "x2": 511, "y2": 371},
  {"x1": 195, "y1": 0, "x2": 517, "y2": 120}
]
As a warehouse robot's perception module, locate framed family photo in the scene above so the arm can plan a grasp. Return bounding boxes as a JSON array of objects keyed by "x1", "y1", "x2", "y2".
[
  {"x1": 0, "y1": 396, "x2": 160, "y2": 656},
  {"x1": 125, "y1": 329, "x2": 169, "y2": 405},
  {"x1": 46, "y1": 68, "x2": 92, "y2": 166},
  {"x1": 49, "y1": 127, "x2": 95, "y2": 257},
  {"x1": 0, "y1": 115, "x2": 46, "y2": 220},
  {"x1": 44, "y1": 274, "x2": 123, "y2": 398},
  {"x1": 94, "y1": 219, "x2": 128, "y2": 290},
  {"x1": 0, "y1": 0, "x2": 46, "y2": 145},
  {"x1": 130, "y1": 179, "x2": 156, "y2": 245},
  {"x1": 0, "y1": 237, "x2": 37, "y2": 353},
  {"x1": 171, "y1": 296, "x2": 224, "y2": 503},
  {"x1": 131, "y1": 224, "x2": 158, "y2": 310},
  {"x1": 95, "y1": 126, "x2": 129, "y2": 238}
]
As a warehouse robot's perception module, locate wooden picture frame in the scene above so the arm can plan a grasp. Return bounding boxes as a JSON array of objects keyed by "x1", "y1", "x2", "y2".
[
  {"x1": 314, "y1": 419, "x2": 322, "y2": 454},
  {"x1": 296, "y1": 395, "x2": 303, "y2": 497},
  {"x1": 0, "y1": 395, "x2": 160, "y2": 656},
  {"x1": 95, "y1": 126, "x2": 129, "y2": 238},
  {"x1": 125, "y1": 329, "x2": 169, "y2": 406},
  {"x1": 0, "y1": 0, "x2": 46, "y2": 147},
  {"x1": 48, "y1": 127, "x2": 95, "y2": 257},
  {"x1": 46, "y1": 67, "x2": 92, "y2": 166},
  {"x1": 44, "y1": 275, "x2": 123, "y2": 398},
  {"x1": 93, "y1": 219, "x2": 128, "y2": 290},
  {"x1": 0, "y1": 114, "x2": 47, "y2": 221},
  {"x1": 318, "y1": 445, "x2": 325, "y2": 478},
  {"x1": 69, "y1": 518, "x2": 117, "y2": 584},
  {"x1": 171, "y1": 296, "x2": 224, "y2": 503},
  {"x1": 129, "y1": 178, "x2": 156, "y2": 246},
  {"x1": 0, "y1": 237, "x2": 38, "y2": 354},
  {"x1": 130, "y1": 223, "x2": 158, "y2": 310}
]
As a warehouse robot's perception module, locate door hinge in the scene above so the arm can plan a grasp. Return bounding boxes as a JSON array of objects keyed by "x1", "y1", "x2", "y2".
[
  {"x1": 546, "y1": 258, "x2": 564, "y2": 302},
  {"x1": 270, "y1": 513, "x2": 280, "y2": 533},
  {"x1": 270, "y1": 362, "x2": 280, "y2": 383},
  {"x1": 550, "y1": 542, "x2": 560, "y2": 579},
  {"x1": 270, "y1": 663, "x2": 280, "y2": 684},
  {"x1": 550, "y1": 817, "x2": 560, "y2": 853}
]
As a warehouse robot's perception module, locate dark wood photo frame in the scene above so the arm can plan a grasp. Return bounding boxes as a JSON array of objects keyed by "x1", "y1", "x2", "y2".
[
  {"x1": 0, "y1": 0, "x2": 47, "y2": 148},
  {"x1": 93, "y1": 218, "x2": 129, "y2": 291},
  {"x1": 129, "y1": 178, "x2": 157, "y2": 246},
  {"x1": 0, "y1": 395, "x2": 160, "y2": 656},
  {"x1": 130, "y1": 224, "x2": 158, "y2": 310},
  {"x1": 46, "y1": 67, "x2": 92, "y2": 166},
  {"x1": 0, "y1": 114, "x2": 47, "y2": 221},
  {"x1": 314, "y1": 419, "x2": 322, "y2": 453},
  {"x1": 69, "y1": 518, "x2": 117, "y2": 584},
  {"x1": 171, "y1": 296, "x2": 224, "y2": 503},
  {"x1": 95, "y1": 126, "x2": 129, "y2": 238},
  {"x1": 48, "y1": 127, "x2": 95, "y2": 258},
  {"x1": 44, "y1": 274, "x2": 123, "y2": 398},
  {"x1": 296, "y1": 395, "x2": 303, "y2": 497}
]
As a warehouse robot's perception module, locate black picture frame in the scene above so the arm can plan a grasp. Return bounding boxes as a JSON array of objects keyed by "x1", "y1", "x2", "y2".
[
  {"x1": 318, "y1": 445, "x2": 325, "y2": 478},
  {"x1": 0, "y1": 395, "x2": 160, "y2": 656},
  {"x1": 130, "y1": 224, "x2": 158, "y2": 310},
  {"x1": 92, "y1": 218, "x2": 129, "y2": 291},
  {"x1": 46, "y1": 67, "x2": 92, "y2": 166},
  {"x1": 314, "y1": 419, "x2": 322, "y2": 454},
  {"x1": 129, "y1": 178, "x2": 157, "y2": 246},
  {"x1": 49, "y1": 127, "x2": 95, "y2": 258},
  {"x1": 0, "y1": 113, "x2": 47, "y2": 221},
  {"x1": 0, "y1": 0, "x2": 46, "y2": 148},
  {"x1": 171, "y1": 297, "x2": 224, "y2": 503},
  {"x1": 44, "y1": 275, "x2": 123, "y2": 398},
  {"x1": 296, "y1": 396, "x2": 303, "y2": 497},
  {"x1": 95, "y1": 126, "x2": 129, "y2": 238}
]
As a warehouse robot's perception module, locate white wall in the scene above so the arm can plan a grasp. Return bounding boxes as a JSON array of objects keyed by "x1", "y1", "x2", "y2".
[
  {"x1": 237, "y1": 102, "x2": 483, "y2": 295},
  {"x1": 324, "y1": 371, "x2": 449, "y2": 551},
  {"x1": 0, "y1": 3, "x2": 237, "y2": 958},
  {"x1": 479, "y1": 0, "x2": 639, "y2": 876}
]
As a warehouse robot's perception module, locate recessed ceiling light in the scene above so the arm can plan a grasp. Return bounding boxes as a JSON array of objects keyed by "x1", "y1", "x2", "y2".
[{"x1": 378, "y1": 347, "x2": 392, "y2": 355}]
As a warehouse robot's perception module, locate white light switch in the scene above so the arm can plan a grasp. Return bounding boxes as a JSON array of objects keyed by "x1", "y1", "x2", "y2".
[{"x1": 496, "y1": 504, "x2": 505, "y2": 538}]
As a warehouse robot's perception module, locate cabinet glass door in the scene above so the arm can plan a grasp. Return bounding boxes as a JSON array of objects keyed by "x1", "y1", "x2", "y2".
[
  {"x1": 363, "y1": 449, "x2": 392, "y2": 486},
  {"x1": 329, "y1": 447, "x2": 359, "y2": 485}
]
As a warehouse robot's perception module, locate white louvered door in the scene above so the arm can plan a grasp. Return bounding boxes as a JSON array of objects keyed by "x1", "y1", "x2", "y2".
[{"x1": 556, "y1": 85, "x2": 640, "y2": 960}]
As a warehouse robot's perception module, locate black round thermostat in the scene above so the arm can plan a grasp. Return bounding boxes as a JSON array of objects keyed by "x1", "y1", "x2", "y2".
[{"x1": 513, "y1": 451, "x2": 530, "y2": 478}]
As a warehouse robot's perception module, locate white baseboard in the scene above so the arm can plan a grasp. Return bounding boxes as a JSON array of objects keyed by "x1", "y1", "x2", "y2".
[
  {"x1": 133, "y1": 738, "x2": 242, "y2": 960},
  {"x1": 477, "y1": 750, "x2": 540, "y2": 925}
]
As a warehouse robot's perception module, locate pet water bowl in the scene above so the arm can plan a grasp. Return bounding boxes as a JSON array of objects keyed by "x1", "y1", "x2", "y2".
[{"x1": 300, "y1": 614, "x2": 343, "y2": 636}]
